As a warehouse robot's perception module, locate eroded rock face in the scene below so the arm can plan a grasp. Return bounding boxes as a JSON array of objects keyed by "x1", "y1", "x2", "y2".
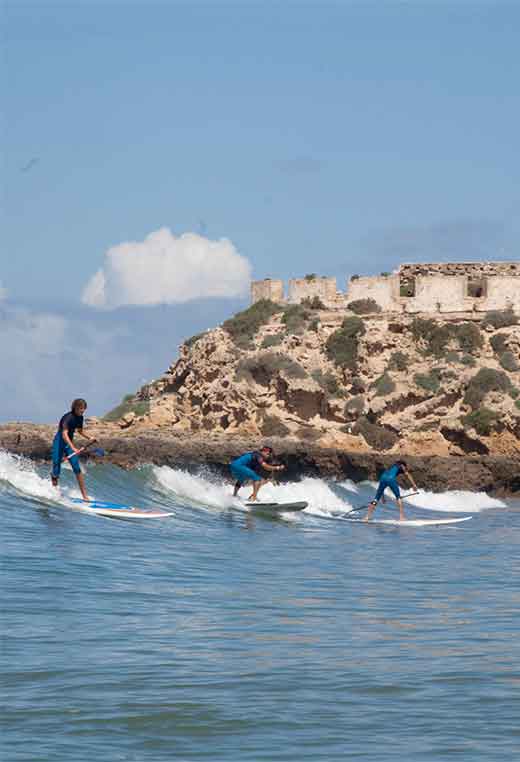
[{"x1": 123, "y1": 311, "x2": 520, "y2": 458}]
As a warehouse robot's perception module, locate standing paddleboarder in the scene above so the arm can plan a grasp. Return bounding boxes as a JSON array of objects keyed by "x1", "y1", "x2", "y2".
[
  {"x1": 230, "y1": 446, "x2": 285, "y2": 502},
  {"x1": 365, "y1": 460, "x2": 418, "y2": 522},
  {"x1": 51, "y1": 398, "x2": 96, "y2": 500}
]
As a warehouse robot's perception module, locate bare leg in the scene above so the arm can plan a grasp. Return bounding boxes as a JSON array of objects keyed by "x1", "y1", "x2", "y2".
[
  {"x1": 51, "y1": 476, "x2": 59, "y2": 487},
  {"x1": 233, "y1": 481, "x2": 242, "y2": 497},
  {"x1": 76, "y1": 472, "x2": 89, "y2": 501},
  {"x1": 364, "y1": 500, "x2": 378, "y2": 521},
  {"x1": 397, "y1": 498, "x2": 405, "y2": 521},
  {"x1": 247, "y1": 480, "x2": 263, "y2": 502}
]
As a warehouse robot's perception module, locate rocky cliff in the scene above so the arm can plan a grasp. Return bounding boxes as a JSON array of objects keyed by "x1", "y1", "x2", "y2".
[{"x1": 125, "y1": 299, "x2": 520, "y2": 459}]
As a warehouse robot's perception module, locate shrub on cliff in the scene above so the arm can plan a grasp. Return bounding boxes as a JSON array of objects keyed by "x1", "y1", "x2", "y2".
[
  {"x1": 103, "y1": 397, "x2": 150, "y2": 422},
  {"x1": 301, "y1": 296, "x2": 326, "y2": 310},
  {"x1": 463, "y1": 367, "x2": 512, "y2": 409},
  {"x1": 353, "y1": 417, "x2": 398, "y2": 451},
  {"x1": 483, "y1": 308, "x2": 518, "y2": 330},
  {"x1": 344, "y1": 395, "x2": 365, "y2": 418},
  {"x1": 236, "y1": 352, "x2": 307, "y2": 385},
  {"x1": 184, "y1": 332, "x2": 205, "y2": 349},
  {"x1": 261, "y1": 333, "x2": 283, "y2": 349},
  {"x1": 223, "y1": 299, "x2": 282, "y2": 347},
  {"x1": 490, "y1": 334, "x2": 509, "y2": 355},
  {"x1": 414, "y1": 370, "x2": 441, "y2": 394},
  {"x1": 499, "y1": 352, "x2": 519, "y2": 372},
  {"x1": 388, "y1": 351, "x2": 409, "y2": 371},
  {"x1": 326, "y1": 316, "x2": 365, "y2": 370},
  {"x1": 281, "y1": 304, "x2": 311, "y2": 334},
  {"x1": 311, "y1": 370, "x2": 344, "y2": 397},
  {"x1": 463, "y1": 408, "x2": 499, "y2": 436},
  {"x1": 411, "y1": 318, "x2": 483, "y2": 357},
  {"x1": 347, "y1": 298, "x2": 382, "y2": 315},
  {"x1": 371, "y1": 373, "x2": 395, "y2": 397},
  {"x1": 450, "y1": 323, "x2": 483, "y2": 354}
]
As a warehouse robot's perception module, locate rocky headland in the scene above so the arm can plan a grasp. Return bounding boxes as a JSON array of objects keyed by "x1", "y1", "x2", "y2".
[{"x1": 2, "y1": 296, "x2": 519, "y2": 496}]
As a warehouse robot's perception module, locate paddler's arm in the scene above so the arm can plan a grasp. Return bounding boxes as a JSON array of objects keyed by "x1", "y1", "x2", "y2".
[
  {"x1": 404, "y1": 467, "x2": 418, "y2": 491},
  {"x1": 261, "y1": 461, "x2": 285, "y2": 473}
]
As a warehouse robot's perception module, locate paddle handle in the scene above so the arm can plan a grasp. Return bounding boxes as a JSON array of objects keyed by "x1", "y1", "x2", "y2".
[{"x1": 63, "y1": 441, "x2": 103, "y2": 461}]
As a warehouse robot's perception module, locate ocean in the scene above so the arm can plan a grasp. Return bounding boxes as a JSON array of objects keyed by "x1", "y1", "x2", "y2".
[{"x1": 1, "y1": 450, "x2": 519, "y2": 761}]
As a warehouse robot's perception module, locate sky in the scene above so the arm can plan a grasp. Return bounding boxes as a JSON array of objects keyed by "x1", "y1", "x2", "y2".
[{"x1": 1, "y1": 0, "x2": 519, "y2": 422}]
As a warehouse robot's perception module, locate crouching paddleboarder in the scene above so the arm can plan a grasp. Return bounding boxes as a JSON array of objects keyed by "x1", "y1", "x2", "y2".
[
  {"x1": 230, "y1": 446, "x2": 285, "y2": 502},
  {"x1": 51, "y1": 398, "x2": 96, "y2": 500},
  {"x1": 365, "y1": 460, "x2": 418, "y2": 522}
]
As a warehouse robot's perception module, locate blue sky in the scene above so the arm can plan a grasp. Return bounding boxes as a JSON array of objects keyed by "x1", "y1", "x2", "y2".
[{"x1": 1, "y1": 0, "x2": 519, "y2": 421}]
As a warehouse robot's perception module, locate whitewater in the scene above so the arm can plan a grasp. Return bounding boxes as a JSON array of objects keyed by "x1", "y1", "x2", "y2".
[{"x1": 2, "y1": 448, "x2": 519, "y2": 762}]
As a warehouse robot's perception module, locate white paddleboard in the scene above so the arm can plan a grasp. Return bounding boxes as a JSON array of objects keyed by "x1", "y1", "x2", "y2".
[
  {"x1": 345, "y1": 516, "x2": 473, "y2": 527},
  {"x1": 245, "y1": 501, "x2": 308, "y2": 513},
  {"x1": 70, "y1": 498, "x2": 173, "y2": 519}
]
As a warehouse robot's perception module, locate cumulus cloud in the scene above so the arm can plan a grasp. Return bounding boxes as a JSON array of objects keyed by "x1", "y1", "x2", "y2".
[{"x1": 82, "y1": 228, "x2": 251, "y2": 309}]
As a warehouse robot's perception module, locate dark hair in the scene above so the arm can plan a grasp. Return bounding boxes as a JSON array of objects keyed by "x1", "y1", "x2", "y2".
[
  {"x1": 71, "y1": 398, "x2": 87, "y2": 412},
  {"x1": 396, "y1": 460, "x2": 407, "y2": 468},
  {"x1": 261, "y1": 445, "x2": 273, "y2": 454}
]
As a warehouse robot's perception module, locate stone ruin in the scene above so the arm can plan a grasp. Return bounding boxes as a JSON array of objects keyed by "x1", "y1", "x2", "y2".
[{"x1": 251, "y1": 262, "x2": 520, "y2": 316}]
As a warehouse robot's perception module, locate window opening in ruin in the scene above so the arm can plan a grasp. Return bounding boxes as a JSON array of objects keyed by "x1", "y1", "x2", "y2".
[
  {"x1": 467, "y1": 277, "x2": 487, "y2": 299},
  {"x1": 400, "y1": 276, "x2": 416, "y2": 298}
]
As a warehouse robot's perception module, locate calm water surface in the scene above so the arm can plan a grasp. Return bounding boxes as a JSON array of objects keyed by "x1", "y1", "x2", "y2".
[{"x1": 1, "y1": 455, "x2": 519, "y2": 761}]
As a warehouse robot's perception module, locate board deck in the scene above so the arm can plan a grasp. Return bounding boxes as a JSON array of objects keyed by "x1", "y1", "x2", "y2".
[
  {"x1": 344, "y1": 515, "x2": 472, "y2": 527},
  {"x1": 245, "y1": 501, "x2": 308, "y2": 513},
  {"x1": 70, "y1": 498, "x2": 173, "y2": 519}
]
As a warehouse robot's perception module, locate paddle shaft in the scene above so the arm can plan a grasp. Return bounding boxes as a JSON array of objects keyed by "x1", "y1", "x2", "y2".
[{"x1": 347, "y1": 491, "x2": 420, "y2": 514}]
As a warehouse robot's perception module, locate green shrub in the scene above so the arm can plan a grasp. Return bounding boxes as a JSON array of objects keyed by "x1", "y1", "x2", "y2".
[
  {"x1": 236, "y1": 352, "x2": 307, "y2": 385},
  {"x1": 261, "y1": 333, "x2": 283, "y2": 349},
  {"x1": 463, "y1": 408, "x2": 498, "y2": 436},
  {"x1": 261, "y1": 415, "x2": 290, "y2": 437},
  {"x1": 351, "y1": 274, "x2": 360, "y2": 281},
  {"x1": 353, "y1": 417, "x2": 398, "y2": 451},
  {"x1": 122, "y1": 393, "x2": 135, "y2": 403},
  {"x1": 450, "y1": 323, "x2": 483, "y2": 353},
  {"x1": 223, "y1": 299, "x2": 282, "y2": 347},
  {"x1": 461, "y1": 354, "x2": 476, "y2": 367},
  {"x1": 445, "y1": 351, "x2": 460, "y2": 363},
  {"x1": 184, "y1": 332, "x2": 205, "y2": 348},
  {"x1": 499, "y1": 352, "x2": 519, "y2": 372},
  {"x1": 388, "y1": 351, "x2": 408, "y2": 372},
  {"x1": 380, "y1": 271, "x2": 391, "y2": 277},
  {"x1": 371, "y1": 373, "x2": 395, "y2": 397},
  {"x1": 309, "y1": 318, "x2": 320, "y2": 332},
  {"x1": 511, "y1": 387, "x2": 519, "y2": 399},
  {"x1": 463, "y1": 368, "x2": 512, "y2": 409},
  {"x1": 281, "y1": 304, "x2": 311, "y2": 334},
  {"x1": 344, "y1": 395, "x2": 365, "y2": 417},
  {"x1": 301, "y1": 296, "x2": 326, "y2": 310},
  {"x1": 490, "y1": 334, "x2": 509, "y2": 354},
  {"x1": 103, "y1": 398, "x2": 150, "y2": 422},
  {"x1": 312, "y1": 370, "x2": 343, "y2": 397},
  {"x1": 442, "y1": 370, "x2": 457, "y2": 381},
  {"x1": 347, "y1": 298, "x2": 382, "y2": 315},
  {"x1": 483, "y1": 308, "x2": 518, "y2": 330},
  {"x1": 325, "y1": 316, "x2": 365, "y2": 370},
  {"x1": 414, "y1": 370, "x2": 441, "y2": 394},
  {"x1": 516, "y1": 399, "x2": 520, "y2": 411},
  {"x1": 304, "y1": 273, "x2": 317, "y2": 281}
]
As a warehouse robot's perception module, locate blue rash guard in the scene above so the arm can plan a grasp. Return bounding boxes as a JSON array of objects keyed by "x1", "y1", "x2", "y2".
[
  {"x1": 230, "y1": 451, "x2": 265, "y2": 485},
  {"x1": 374, "y1": 462, "x2": 406, "y2": 501},
  {"x1": 51, "y1": 412, "x2": 84, "y2": 478}
]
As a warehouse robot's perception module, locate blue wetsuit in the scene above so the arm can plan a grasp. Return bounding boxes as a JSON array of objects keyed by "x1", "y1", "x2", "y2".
[
  {"x1": 51, "y1": 412, "x2": 84, "y2": 478},
  {"x1": 374, "y1": 462, "x2": 406, "y2": 502},
  {"x1": 230, "y1": 451, "x2": 265, "y2": 486}
]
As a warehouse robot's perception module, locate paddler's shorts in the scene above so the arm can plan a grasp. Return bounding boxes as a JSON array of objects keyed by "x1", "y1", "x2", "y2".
[
  {"x1": 51, "y1": 433, "x2": 81, "y2": 477},
  {"x1": 230, "y1": 464, "x2": 261, "y2": 484},
  {"x1": 375, "y1": 476, "x2": 400, "y2": 502}
]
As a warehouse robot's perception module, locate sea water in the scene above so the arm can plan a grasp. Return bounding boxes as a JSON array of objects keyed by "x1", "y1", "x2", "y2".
[{"x1": 1, "y1": 450, "x2": 519, "y2": 761}]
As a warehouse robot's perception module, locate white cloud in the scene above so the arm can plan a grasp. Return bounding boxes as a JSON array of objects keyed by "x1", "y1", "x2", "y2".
[{"x1": 82, "y1": 227, "x2": 251, "y2": 309}]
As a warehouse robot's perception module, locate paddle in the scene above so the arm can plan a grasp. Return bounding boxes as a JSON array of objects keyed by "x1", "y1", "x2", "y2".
[
  {"x1": 345, "y1": 491, "x2": 420, "y2": 515},
  {"x1": 63, "y1": 441, "x2": 105, "y2": 461}
]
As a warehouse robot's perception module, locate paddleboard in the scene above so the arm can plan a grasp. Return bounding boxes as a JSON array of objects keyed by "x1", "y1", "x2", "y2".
[
  {"x1": 245, "y1": 501, "x2": 308, "y2": 513},
  {"x1": 344, "y1": 516, "x2": 472, "y2": 527},
  {"x1": 70, "y1": 498, "x2": 173, "y2": 519}
]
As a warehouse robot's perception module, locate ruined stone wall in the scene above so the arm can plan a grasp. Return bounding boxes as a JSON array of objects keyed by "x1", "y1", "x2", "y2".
[
  {"x1": 288, "y1": 277, "x2": 339, "y2": 306},
  {"x1": 400, "y1": 262, "x2": 519, "y2": 279},
  {"x1": 345, "y1": 275, "x2": 400, "y2": 311},
  {"x1": 251, "y1": 279, "x2": 284, "y2": 303}
]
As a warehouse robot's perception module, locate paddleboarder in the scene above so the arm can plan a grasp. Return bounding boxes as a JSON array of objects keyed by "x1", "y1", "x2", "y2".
[
  {"x1": 365, "y1": 460, "x2": 418, "y2": 521},
  {"x1": 51, "y1": 398, "x2": 96, "y2": 500},
  {"x1": 230, "y1": 446, "x2": 285, "y2": 502}
]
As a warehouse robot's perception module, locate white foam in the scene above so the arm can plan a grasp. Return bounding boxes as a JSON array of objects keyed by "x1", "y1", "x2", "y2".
[
  {"x1": 0, "y1": 449, "x2": 86, "y2": 507},
  {"x1": 404, "y1": 489, "x2": 505, "y2": 513},
  {"x1": 153, "y1": 466, "x2": 240, "y2": 510}
]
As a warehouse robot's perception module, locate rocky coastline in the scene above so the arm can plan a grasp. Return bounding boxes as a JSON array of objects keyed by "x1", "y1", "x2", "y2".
[{"x1": 1, "y1": 422, "x2": 518, "y2": 497}]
